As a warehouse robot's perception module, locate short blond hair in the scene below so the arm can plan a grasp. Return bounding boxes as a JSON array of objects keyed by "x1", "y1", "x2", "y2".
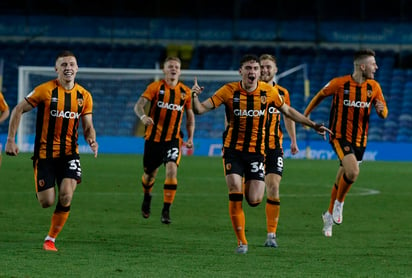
[
  {"x1": 259, "y1": 54, "x2": 277, "y2": 64},
  {"x1": 164, "y1": 56, "x2": 181, "y2": 67}
]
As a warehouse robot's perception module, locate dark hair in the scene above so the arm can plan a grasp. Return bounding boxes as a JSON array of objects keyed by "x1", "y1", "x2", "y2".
[
  {"x1": 354, "y1": 49, "x2": 375, "y2": 62},
  {"x1": 55, "y1": 50, "x2": 76, "y2": 62},
  {"x1": 239, "y1": 54, "x2": 259, "y2": 68}
]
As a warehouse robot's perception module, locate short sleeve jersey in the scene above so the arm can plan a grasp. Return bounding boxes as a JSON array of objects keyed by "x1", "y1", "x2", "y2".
[
  {"x1": 0, "y1": 92, "x2": 9, "y2": 112},
  {"x1": 25, "y1": 79, "x2": 93, "y2": 159},
  {"x1": 208, "y1": 80, "x2": 284, "y2": 155},
  {"x1": 142, "y1": 79, "x2": 192, "y2": 142},
  {"x1": 319, "y1": 75, "x2": 387, "y2": 147},
  {"x1": 266, "y1": 83, "x2": 291, "y2": 150}
]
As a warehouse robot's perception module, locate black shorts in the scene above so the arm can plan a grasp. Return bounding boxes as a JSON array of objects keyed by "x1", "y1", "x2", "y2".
[
  {"x1": 222, "y1": 148, "x2": 265, "y2": 182},
  {"x1": 330, "y1": 138, "x2": 366, "y2": 163},
  {"x1": 265, "y1": 148, "x2": 284, "y2": 176},
  {"x1": 143, "y1": 139, "x2": 181, "y2": 173},
  {"x1": 33, "y1": 154, "x2": 82, "y2": 192}
]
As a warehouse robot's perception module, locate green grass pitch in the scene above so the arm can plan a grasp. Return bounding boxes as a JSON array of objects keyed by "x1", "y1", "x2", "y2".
[{"x1": 0, "y1": 153, "x2": 411, "y2": 277}]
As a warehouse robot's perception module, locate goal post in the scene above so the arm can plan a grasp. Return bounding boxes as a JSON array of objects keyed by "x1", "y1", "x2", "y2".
[{"x1": 276, "y1": 63, "x2": 312, "y2": 159}]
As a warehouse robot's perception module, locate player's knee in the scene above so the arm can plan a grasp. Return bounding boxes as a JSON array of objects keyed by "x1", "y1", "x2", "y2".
[
  {"x1": 245, "y1": 195, "x2": 262, "y2": 207},
  {"x1": 39, "y1": 200, "x2": 53, "y2": 208},
  {"x1": 143, "y1": 174, "x2": 156, "y2": 184},
  {"x1": 247, "y1": 200, "x2": 261, "y2": 207},
  {"x1": 59, "y1": 194, "x2": 73, "y2": 207},
  {"x1": 37, "y1": 193, "x2": 54, "y2": 208},
  {"x1": 344, "y1": 172, "x2": 358, "y2": 183}
]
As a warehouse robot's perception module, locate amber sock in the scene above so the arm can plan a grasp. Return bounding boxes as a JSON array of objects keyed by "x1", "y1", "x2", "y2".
[
  {"x1": 47, "y1": 202, "x2": 70, "y2": 239},
  {"x1": 229, "y1": 193, "x2": 247, "y2": 245},
  {"x1": 328, "y1": 184, "x2": 338, "y2": 214},
  {"x1": 265, "y1": 197, "x2": 280, "y2": 235},
  {"x1": 336, "y1": 174, "x2": 353, "y2": 202},
  {"x1": 163, "y1": 178, "x2": 177, "y2": 205}
]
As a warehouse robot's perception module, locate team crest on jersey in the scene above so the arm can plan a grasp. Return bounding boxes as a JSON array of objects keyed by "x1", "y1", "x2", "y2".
[
  {"x1": 344, "y1": 146, "x2": 350, "y2": 152},
  {"x1": 77, "y1": 98, "x2": 84, "y2": 107},
  {"x1": 367, "y1": 90, "x2": 373, "y2": 97},
  {"x1": 261, "y1": 96, "x2": 267, "y2": 104},
  {"x1": 38, "y1": 179, "x2": 45, "y2": 187},
  {"x1": 226, "y1": 163, "x2": 232, "y2": 171},
  {"x1": 181, "y1": 91, "x2": 186, "y2": 100}
]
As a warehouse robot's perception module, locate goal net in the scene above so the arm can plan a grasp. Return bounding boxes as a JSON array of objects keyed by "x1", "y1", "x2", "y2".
[
  {"x1": 17, "y1": 66, "x2": 240, "y2": 153},
  {"x1": 17, "y1": 65, "x2": 309, "y2": 155}
]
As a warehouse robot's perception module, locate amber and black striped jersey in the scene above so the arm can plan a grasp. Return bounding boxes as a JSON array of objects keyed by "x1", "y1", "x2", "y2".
[
  {"x1": 265, "y1": 83, "x2": 291, "y2": 150},
  {"x1": 25, "y1": 79, "x2": 93, "y2": 159},
  {"x1": 207, "y1": 81, "x2": 284, "y2": 155},
  {"x1": 142, "y1": 80, "x2": 192, "y2": 143},
  {"x1": 0, "y1": 91, "x2": 8, "y2": 112},
  {"x1": 307, "y1": 75, "x2": 388, "y2": 147}
]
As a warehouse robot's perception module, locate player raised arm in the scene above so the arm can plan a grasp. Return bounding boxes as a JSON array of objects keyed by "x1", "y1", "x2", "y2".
[{"x1": 191, "y1": 77, "x2": 213, "y2": 115}]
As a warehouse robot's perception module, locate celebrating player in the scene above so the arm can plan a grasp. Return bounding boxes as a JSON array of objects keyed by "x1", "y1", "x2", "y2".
[
  {"x1": 259, "y1": 54, "x2": 299, "y2": 248},
  {"x1": 304, "y1": 48, "x2": 388, "y2": 237},
  {"x1": 192, "y1": 54, "x2": 331, "y2": 253},
  {"x1": 134, "y1": 56, "x2": 195, "y2": 224},
  {"x1": 5, "y1": 50, "x2": 98, "y2": 251}
]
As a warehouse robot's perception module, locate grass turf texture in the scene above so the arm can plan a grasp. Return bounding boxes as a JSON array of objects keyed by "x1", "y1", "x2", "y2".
[{"x1": 0, "y1": 153, "x2": 411, "y2": 277}]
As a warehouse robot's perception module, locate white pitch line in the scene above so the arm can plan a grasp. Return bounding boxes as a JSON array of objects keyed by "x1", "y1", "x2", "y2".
[{"x1": 280, "y1": 187, "x2": 381, "y2": 198}]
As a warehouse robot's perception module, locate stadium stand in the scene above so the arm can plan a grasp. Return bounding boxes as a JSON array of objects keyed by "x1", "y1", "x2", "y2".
[{"x1": 1, "y1": 0, "x2": 412, "y2": 142}]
